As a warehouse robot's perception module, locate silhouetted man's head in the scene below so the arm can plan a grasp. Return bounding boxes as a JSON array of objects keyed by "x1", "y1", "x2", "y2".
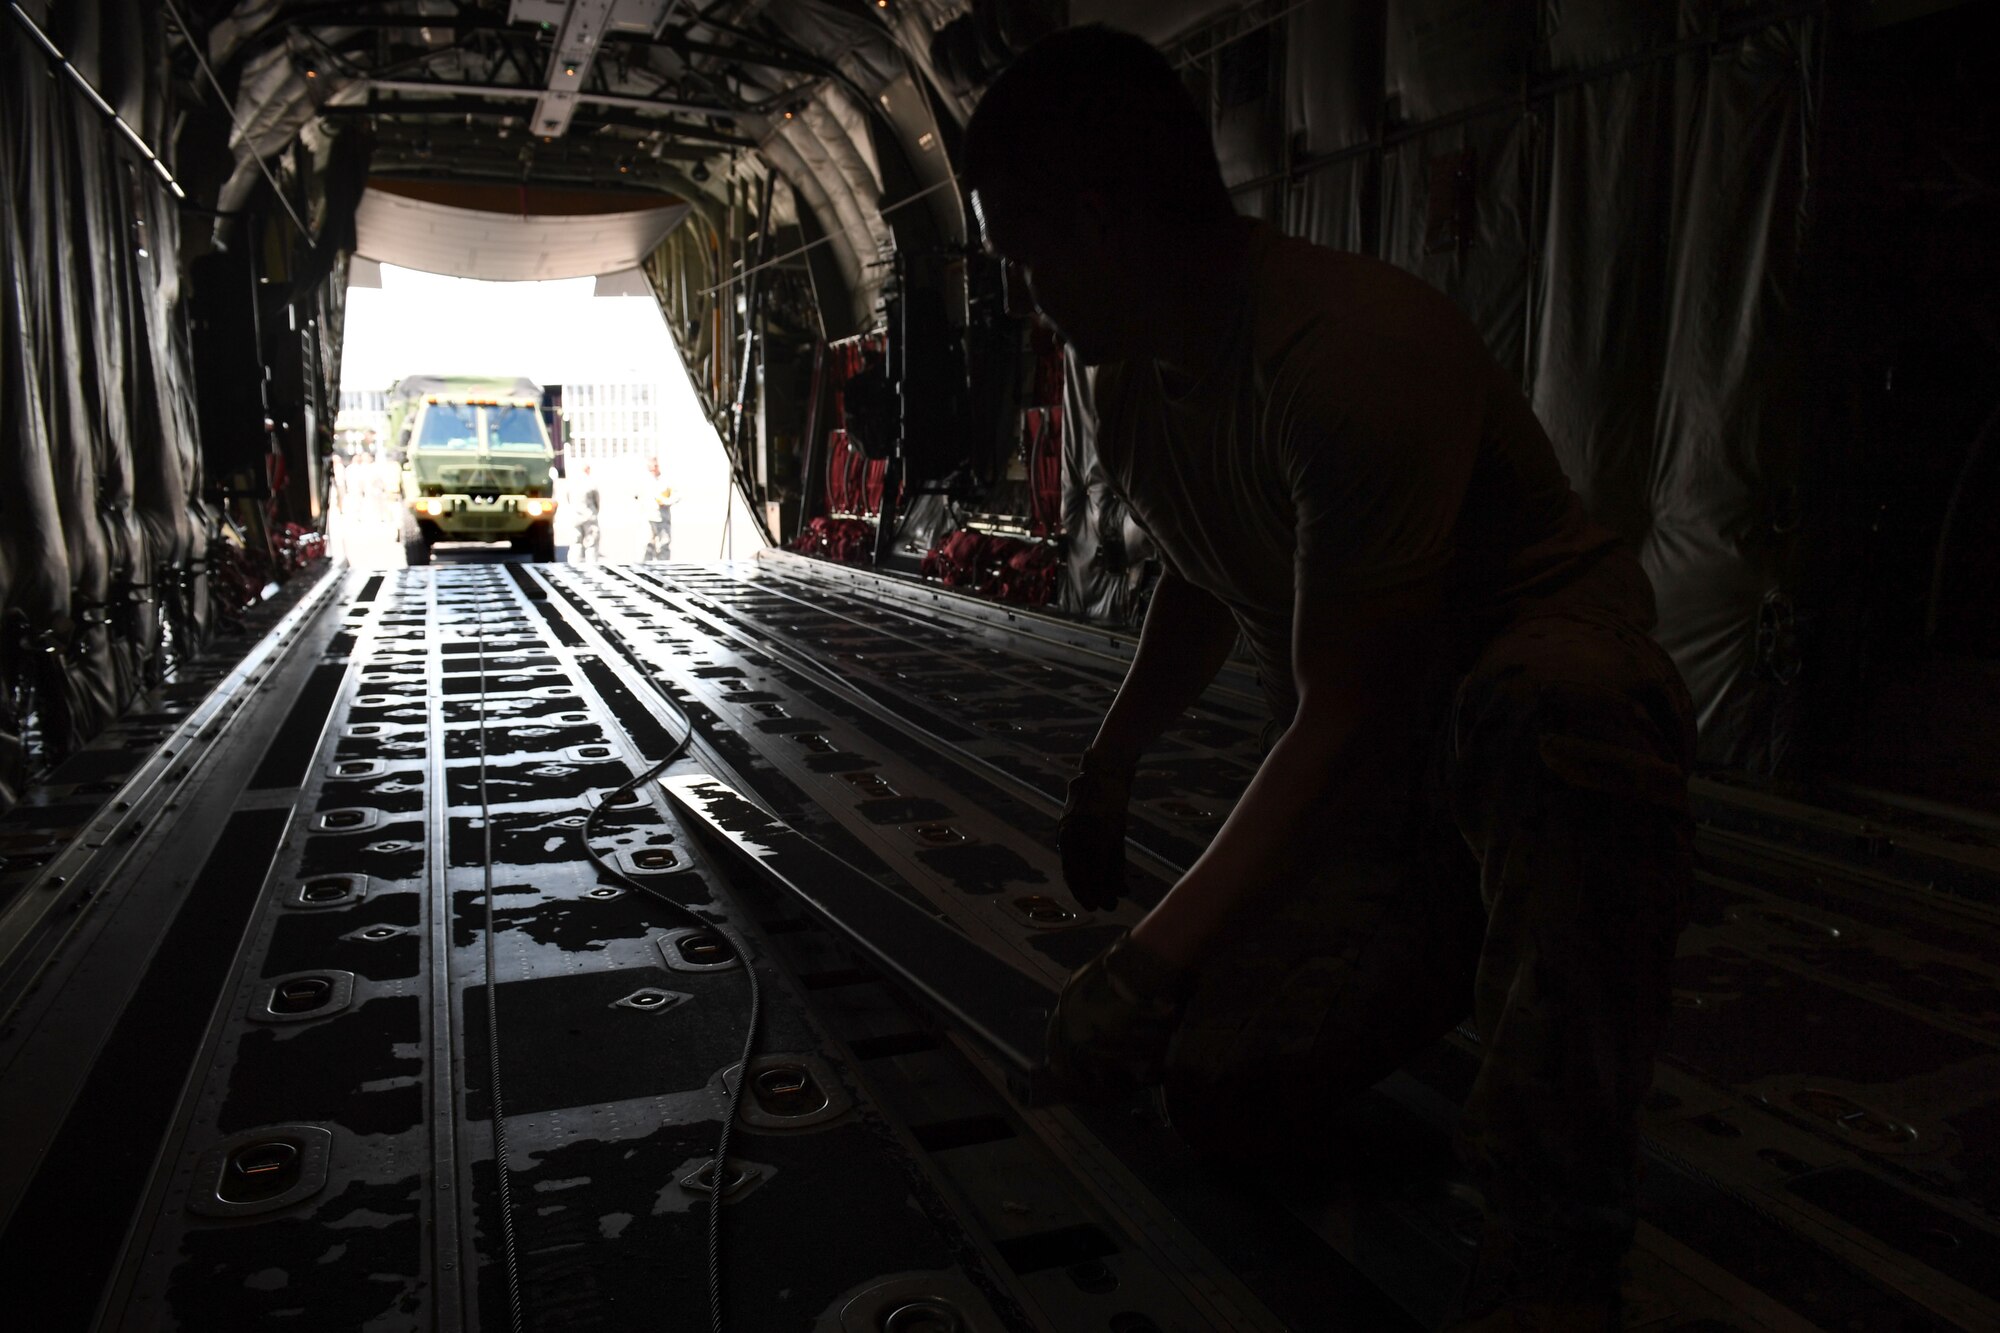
[{"x1": 965, "y1": 25, "x2": 1234, "y2": 364}]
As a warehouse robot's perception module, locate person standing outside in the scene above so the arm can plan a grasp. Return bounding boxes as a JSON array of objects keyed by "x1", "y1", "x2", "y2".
[
  {"x1": 644, "y1": 456, "x2": 679, "y2": 562},
  {"x1": 964, "y1": 27, "x2": 1695, "y2": 1332}
]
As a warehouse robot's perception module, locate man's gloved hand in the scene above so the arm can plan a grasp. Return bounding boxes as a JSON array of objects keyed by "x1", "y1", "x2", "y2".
[
  {"x1": 1044, "y1": 931, "x2": 1198, "y2": 1105},
  {"x1": 1059, "y1": 752, "x2": 1133, "y2": 912}
]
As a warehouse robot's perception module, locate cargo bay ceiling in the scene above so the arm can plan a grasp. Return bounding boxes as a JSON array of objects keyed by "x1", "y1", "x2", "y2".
[
  {"x1": 3, "y1": 0, "x2": 1996, "y2": 811},
  {"x1": 197, "y1": 0, "x2": 985, "y2": 320},
  {"x1": 182, "y1": 0, "x2": 1010, "y2": 570}
]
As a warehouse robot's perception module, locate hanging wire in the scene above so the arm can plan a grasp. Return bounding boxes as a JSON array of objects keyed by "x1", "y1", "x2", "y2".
[
  {"x1": 699, "y1": 172, "x2": 962, "y2": 297},
  {"x1": 8, "y1": 2, "x2": 188, "y2": 197},
  {"x1": 1171, "y1": 0, "x2": 1315, "y2": 71},
  {"x1": 158, "y1": 0, "x2": 316, "y2": 243}
]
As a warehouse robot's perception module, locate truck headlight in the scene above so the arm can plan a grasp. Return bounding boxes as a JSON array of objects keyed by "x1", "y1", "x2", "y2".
[
  {"x1": 422, "y1": 498, "x2": 445, "y2": 516},
  {"x1": 522, "y1": 499, "x2": 552, "y2": 518}
]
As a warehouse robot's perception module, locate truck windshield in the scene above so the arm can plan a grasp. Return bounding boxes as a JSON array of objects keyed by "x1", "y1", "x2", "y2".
[
  {"x1": 488, "y1": 406, "x2": 547, "y2": 450},
  {"x1": 416, "y1": 403, "x2": 480, "y2": 449}
]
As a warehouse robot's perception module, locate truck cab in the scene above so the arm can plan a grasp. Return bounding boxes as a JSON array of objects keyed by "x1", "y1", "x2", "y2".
[{"x1": 389, "y1": 376, "x2": 559, "y2": 565}]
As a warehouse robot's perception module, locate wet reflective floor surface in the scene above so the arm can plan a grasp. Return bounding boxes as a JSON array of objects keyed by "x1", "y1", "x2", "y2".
[{"x1": 3, "y1": 554, "x2": 1998, "y2": 1331}]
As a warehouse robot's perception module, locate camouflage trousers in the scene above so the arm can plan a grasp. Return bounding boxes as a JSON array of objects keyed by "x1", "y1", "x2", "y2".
[{"x1": 1162, "y1": 609, "x2": 1696, "y2": 1247}]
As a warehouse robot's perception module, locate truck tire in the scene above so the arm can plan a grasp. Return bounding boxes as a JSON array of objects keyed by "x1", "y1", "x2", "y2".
[
  {"x1": 529, "y1": 523, "x2": 557, "y2": 564},
  {"x1": 400, "y1": 510, "x2": 432, "y2": 567}
]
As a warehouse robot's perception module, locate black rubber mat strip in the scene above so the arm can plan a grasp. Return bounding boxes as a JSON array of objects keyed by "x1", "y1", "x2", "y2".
[
  {"x1": 0, "y1": 807, "x2": 288, "y2": 1330},
  {"x1": 572, "y1": 657, "x2": 679, "y2": 761},
  {"x1": 504, "y1": 563, "x2": 549, "y2": 601},
  {"x1": 247, "y1": 663, "x2": 346, "y2": 790},
  {"x1": 847, "y1": 1031, "x2": 942, "y2": 1060},
  {"x1": 909, "y1": 1114, "x2": 1018, "y2": 1153},
  {"x1": 664, "y1": 773, "x2": 1054, "y2": 1074},
  {"x1": 355, "y1": 574, "x2": 384, "y2": 603},
  {"x1": 990, "y1": 1223, "x2": 1118, "y2": 1275}
]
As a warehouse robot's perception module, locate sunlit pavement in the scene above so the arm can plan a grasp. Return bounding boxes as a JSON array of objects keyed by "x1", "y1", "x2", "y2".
[{"x1": 325, "y1": 470, "x2": 675, "y2": 568}]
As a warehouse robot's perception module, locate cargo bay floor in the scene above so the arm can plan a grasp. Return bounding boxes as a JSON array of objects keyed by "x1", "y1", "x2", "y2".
[{"x1": 3, "y1": 552, "x2": 1998, "y2": 1332}]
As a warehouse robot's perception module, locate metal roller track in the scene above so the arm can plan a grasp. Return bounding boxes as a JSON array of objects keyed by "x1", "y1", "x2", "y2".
[
  {"x1": 542, "y1": 556, "x2": 2000, "y2": 1333},
  {"x1": 68, "y1": 562, "x2": 1361, "y2": 1333},
  {"x1": 10, "y1": 556, "x2": 2000, "y2": 1332},
  {"x1": 522, "y1": 562, "x2": 1324, "y2": 1329}
]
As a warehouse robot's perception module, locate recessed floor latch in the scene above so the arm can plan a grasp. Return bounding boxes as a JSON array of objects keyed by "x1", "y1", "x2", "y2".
[
  {"x1": 1013, "y1": 895, "x2": 1076, "y2": 927},
  {"x1": 883, "y1": 1301, "x2": 965, "y2": 1332},
  {"x1": 826, "y1": 1271, "x2": 1003, "y2": 1333},
  {"x1": 659, "y1": 927, "x2": 741, "y2": 972},
  {"x1": 1790, "y1": 1088, "x2": 1920, "y2": 1150},
  {"x1": 842, "y1": 773, "x2": 897, "y2": 798},
  {"x1": 720, "y1": 1053, "x2": 849, "y2": 1130},
  {"x1": 187, "y1": 1125, "x2": 333, "y2": 1218},
  {"x1": 911, "y1": 822, "x2": 967, "y2": 847},
  {"x1": 290, "y1": 874, "x2": 367, "y2": 909},
  {"x1": 252, "y1": 970, "x2": 357, "y2": 1024},
  {"x1": 678, "y1": 1157, "x2": 764, "y2": 1200},
  {"x1": 313, "y1": 807, "x2": 385, "y2": 834},
  {"x1": 753, "y1": 1065, "x2": 828, "y2": 1117},
  {"x1": 614, "y1": 844, "x2": 686, "y2": 878}
]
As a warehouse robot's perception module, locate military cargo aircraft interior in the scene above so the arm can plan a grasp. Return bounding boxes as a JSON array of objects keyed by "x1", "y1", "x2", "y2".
[{"x1": 3, "y1": 2, "x2": 1999, "y2": 1331}]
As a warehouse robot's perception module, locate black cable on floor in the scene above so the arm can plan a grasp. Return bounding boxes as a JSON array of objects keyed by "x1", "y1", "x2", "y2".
[
  {"x1": 561, "y1": 571, "x2": 762, "y2": 1333},
  {"x1": 475, "y1": 617, "x2": 527, "y2": 1333}
]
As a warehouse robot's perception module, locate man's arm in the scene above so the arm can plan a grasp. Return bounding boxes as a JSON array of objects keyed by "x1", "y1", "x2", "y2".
[
  {"x1": 1083, "y1": 567, "x2": 1241, "y2": 772},
  {"x1": 1128, "y1": 579, "x2": 1441, "y2": 969}
]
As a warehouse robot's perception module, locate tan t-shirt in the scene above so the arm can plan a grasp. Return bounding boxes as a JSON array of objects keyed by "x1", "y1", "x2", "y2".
[{"x1": 1093, "y1": 221, "x2": 1653, "y2": 724}]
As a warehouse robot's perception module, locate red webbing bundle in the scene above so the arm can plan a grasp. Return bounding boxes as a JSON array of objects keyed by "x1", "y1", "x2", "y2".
[
  {"x1": 862, "y1": 457, "x2": 891, "y2": 516},
  {"x1": 790, "y1": 516, "x2": 875, "y2": 566},
  {"x1": 825, "y1": 429, "x2": 861, "y2": 514},
  {"x1": 824, "y1": 428, "x2": 899, "y2": 520},
  {"x1": 919, "y1": 530, "x2": 1058, "y2": 607},
  {"x1": 1024, "y1": 407, "x2": 1063, "y2": 537},
  {"x1": 995, "y1": 540, "x2": 1058, "y2": 606}
]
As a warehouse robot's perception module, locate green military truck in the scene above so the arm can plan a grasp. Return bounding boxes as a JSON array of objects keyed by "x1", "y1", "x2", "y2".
[{"x1": 388, "y1": 375, "x2": 559, "y2": 565}]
